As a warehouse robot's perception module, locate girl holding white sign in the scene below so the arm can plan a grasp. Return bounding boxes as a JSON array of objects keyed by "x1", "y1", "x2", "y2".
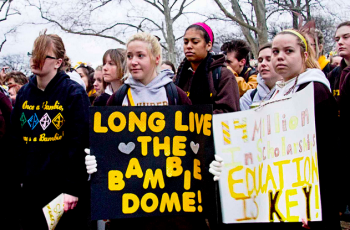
[
  {"x1": 209, "y1": 29, "x2": 340, "y2": 230},
  {"x1": 270, "y1": 29, "x2": 340, "y2": 230}
]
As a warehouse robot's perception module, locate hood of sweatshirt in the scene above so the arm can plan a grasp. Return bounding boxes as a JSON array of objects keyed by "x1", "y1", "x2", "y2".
[
  {"x1": 125, "y1": 69, "x2": 173, "y2": 91},
  {"x1": 123, "y1": 69, "x2": 173, "y2": 106},
  {"x1": 28, "y1": 71, "x2": 70, "y2": 94},
  {"x1": 273, "y1": 68, "x2": 330, "y2": 100},
  {"x1": 256, "y1": 73, "x2": 275, "y2": 99}
]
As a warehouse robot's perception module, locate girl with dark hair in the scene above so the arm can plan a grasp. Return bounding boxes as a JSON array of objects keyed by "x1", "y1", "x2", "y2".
[
  {"x1": 76, "y1": 63, "x2": 96, "y2": 103},
  {"x1": 175, "y1": 22, "x2": 240, "y2": 114},
  {"x1": 161, "y1": 60, "x2": 176, "y2": 74},
  {"x1": 174, "y1": 22, "x2": 240, "y2": 230},
  {"x1": 11, "y1": 30, "x2": 90, "y2": 230}
]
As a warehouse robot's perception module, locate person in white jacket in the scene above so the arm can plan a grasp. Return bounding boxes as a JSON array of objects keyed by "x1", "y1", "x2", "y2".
[{"x1": 240, "y1": 43, "x2": 282, "y2": 110}]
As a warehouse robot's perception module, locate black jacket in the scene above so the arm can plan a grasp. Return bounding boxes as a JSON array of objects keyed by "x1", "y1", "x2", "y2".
[
  {"x1": 175, "y1": 53, "x2": 240, "y2": 114},
  {"x1": 11, "y1": 71, "x2": 90, "y2": 206}
]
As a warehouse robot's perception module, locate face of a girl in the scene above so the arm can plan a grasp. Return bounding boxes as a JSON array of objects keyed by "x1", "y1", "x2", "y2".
[
  {"x1": 335, "y1": 25, "x2": 350, "y2": 60},
  {"x1": 76, "y1": 68, "x2": 88, "y2": 90},
  {"x1": 127, "y1": 40, "x2": 159, "y2": 85},
  {"x1": 183, "y1": 28, "x2": 211, "y2": 63},
  {"x1": 30, "y1": 46, "x2": 62, "y2": 77},
  {"x1": 161, "y1": 64, "x2": 173, "y2": 72},
  {"x1": 271, "y1": 34, "x2": 307, "y2": 81},
  {"x1": 103, "y1": 54, "x2": 118, "y2": 83},
  {"x1": 258, "y1": 48, "x2": 281, "y2": 88},
  {"x1": 93, "y1": 70, "x2": 104, "y2": 94}
]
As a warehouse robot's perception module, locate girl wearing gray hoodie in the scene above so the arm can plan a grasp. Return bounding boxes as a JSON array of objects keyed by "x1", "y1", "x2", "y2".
[
  {"x1": 86, "y1": 32, "x2": 201, "y2": 230},
  {"x1": 240, "y1": 43, "x2": 282, "y2": 110}
]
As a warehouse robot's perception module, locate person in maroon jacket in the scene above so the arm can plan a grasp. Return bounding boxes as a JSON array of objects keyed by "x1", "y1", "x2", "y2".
[
  {"x1": 175, "y1": 22, "x2": 240, "y2": 114},
  {"x1": 271, "y1": 29, "x2": 340, "y2": 230},
  {"x1": 0, "y1": 87, "x2": 20, "y2": 229},
  {"x1": 331, "y1": 21, "x2": 350, "y2": 219}
]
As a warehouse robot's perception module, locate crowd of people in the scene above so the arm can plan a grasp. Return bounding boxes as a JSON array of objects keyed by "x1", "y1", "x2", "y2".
[{"x1": 0, "y1": 20, "x2": 350, "y2": 230}]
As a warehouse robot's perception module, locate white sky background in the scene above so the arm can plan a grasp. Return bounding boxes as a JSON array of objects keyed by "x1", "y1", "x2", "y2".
[{"x1": 0, "y1": 0, "x2": 349, "y2": 70}]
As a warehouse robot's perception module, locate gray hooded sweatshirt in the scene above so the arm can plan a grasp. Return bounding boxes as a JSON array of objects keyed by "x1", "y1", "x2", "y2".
[
  {"x1": 122, "y1": 69, "x2": 173, "y2": 106},
  {"x1": 271, "y1": 68, "x2": 331, "y2": 100},
  {"x1": 240, "y1": 73, "x2": 276, "y2": 110}
]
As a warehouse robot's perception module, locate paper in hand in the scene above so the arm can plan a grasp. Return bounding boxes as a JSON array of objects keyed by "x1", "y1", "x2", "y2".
[{"x1": 42, "y1": 193, "x2": 64, "y2": 230}]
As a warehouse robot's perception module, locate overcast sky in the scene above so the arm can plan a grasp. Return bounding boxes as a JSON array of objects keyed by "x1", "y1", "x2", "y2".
[{"x1": 1, "y1": 0, "x2": 349, "y2": 70}]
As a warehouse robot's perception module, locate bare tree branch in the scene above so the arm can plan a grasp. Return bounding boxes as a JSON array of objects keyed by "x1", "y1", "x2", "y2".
[
  {"x1": 91, "y1": 0, "x2": 113, "y2": 11},
  {"x1": 170, "y1": 0, "x2": 178, "y2": 9},
  {"x1": 0, "y1": 27, "x2": 17, "y2": 52},
  {"x1": 25, "y1": 0, "x2": 152, "y2": 45},
  {"x1": 143, "y1": 0, "x2": 164, "y2": 13},
  {"x1": 0, "y1": 0, "x2": 20, "y2": 22},
  {"x1": 173, "y1": 0, "x2": 195, "y2": 22},
  {"x1": 213, "y1": 0, "x2": 261, "y2": 33}
]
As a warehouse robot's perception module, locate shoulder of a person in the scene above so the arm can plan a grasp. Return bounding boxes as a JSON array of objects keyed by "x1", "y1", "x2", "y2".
[
  {"x1": 244, "y1": 88, "x2": 255, "y2": 97},
  {"x1": 248, "y1": 67, "x2": 258, "y2": 76},
  {"x1": 303, "y1": 82, "x2": 333, "y2": 104},
  {"x1": 175, "y1": 85, "x2": 191, "y2": 105},
  {"x1": 63, "y1": 77, "x2": 87, "y2": 95},
  {"x1": 240, "y1": 89, "x2": 254, "y2": 103},
  {"x1": 106, "y1": 90, "x2": 120, "y2": 106},
  {"x1": 219, "y1": 66, "x2": 236, "y2": 80},
  {"x1": 209, "y1": 54, "x2": 225, "y2": 68}
]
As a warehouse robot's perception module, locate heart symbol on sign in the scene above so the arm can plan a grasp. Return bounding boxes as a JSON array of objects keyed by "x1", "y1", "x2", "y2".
[
  {"x1": 190, "y1": 141, "x2": 199, "y2": 154},
  {"x1": 118, "y1": 142, "x2": 135, "y2": 154}
]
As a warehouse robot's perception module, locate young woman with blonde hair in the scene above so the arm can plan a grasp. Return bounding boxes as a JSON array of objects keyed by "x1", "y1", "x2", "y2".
[
  {"x1": 106, "y1": 32, "x2": 190, "y2": 106},
  {"x1": 86, "y1": 32, "x2": 202, "y2": 230}
]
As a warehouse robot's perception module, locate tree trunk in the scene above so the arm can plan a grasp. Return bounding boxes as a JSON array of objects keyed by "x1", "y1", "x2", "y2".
[
  {"x1": 163, "y1": 0, "x2": 177, "y2": 65},
  {"x1": 230, "y1": 0, "x2": 259, "y2": 58},
  {"x1": 253, "y1": 0, "x2": 268, "y2": 58}
]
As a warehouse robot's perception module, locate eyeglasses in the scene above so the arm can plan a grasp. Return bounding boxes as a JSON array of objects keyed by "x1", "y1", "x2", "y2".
[
  {"x1": 27, "y1": 52, "x2": 57, "y2": 60},
  {"x1": 46, "y1": 55, "x2": 57, "y2": 60}
]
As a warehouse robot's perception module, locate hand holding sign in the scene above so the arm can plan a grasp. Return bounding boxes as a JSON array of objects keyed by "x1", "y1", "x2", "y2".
[
  {"x1": 85, "y1": 148, "x2": 97, "y2": 175},
  {"x1": 43, "y1": 193, "x2": 64, "y2": 230},
  {"x1": 63, "y1": 194, "x2": 78, "y2": 212},
  {"x1": 209, "y1": 155, "x2": 224, "y2": 181}
]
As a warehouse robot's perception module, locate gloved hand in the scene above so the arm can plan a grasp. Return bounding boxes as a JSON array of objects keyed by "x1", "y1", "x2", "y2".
[
  {"x1": 209, "y1": 155, "x2": 224, "y2": 181},
  {"x1": 85, "y1": 148, "x2": 97, "y2": 177}
]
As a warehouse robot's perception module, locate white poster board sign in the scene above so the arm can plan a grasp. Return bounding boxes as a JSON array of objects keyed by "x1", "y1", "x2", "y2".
[
  {"x1": 213, "y1": 84, "x2": 322, "y2": 224},
  {"x1": 42, "y1": 193, "x2": 64, "y2": 230}
]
